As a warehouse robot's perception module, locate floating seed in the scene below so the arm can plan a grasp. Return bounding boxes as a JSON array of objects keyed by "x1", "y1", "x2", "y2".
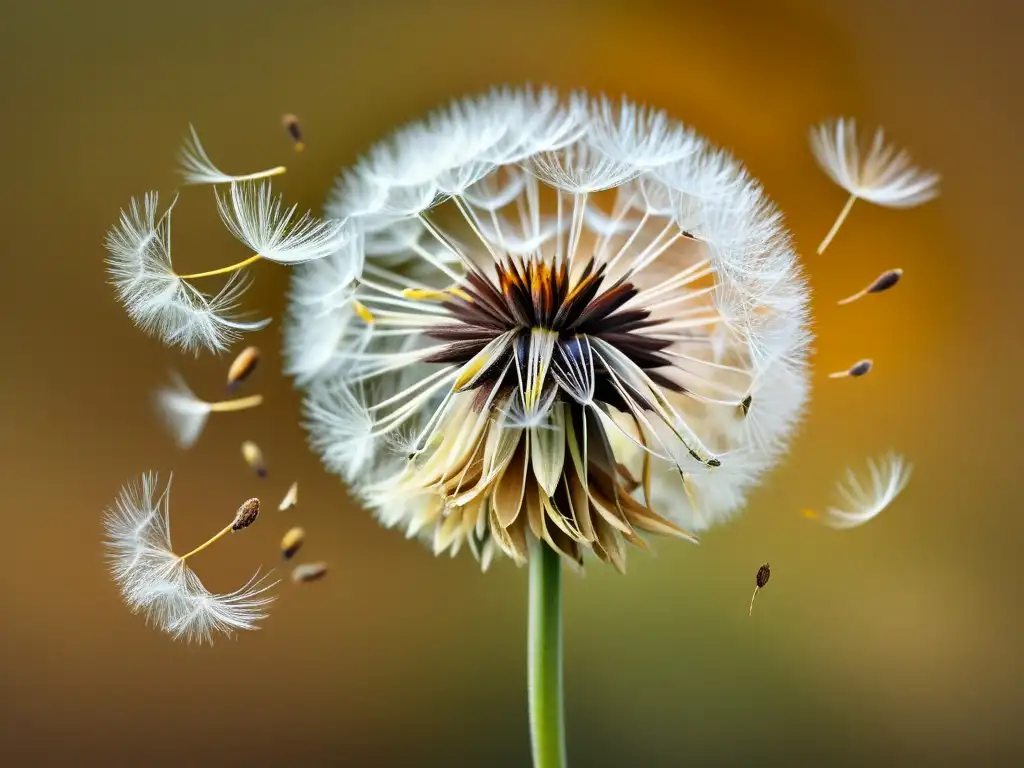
[
  {"x1": 242, "y1": 440, "x2": 267, "y2": 478},
  {"x1": 740, "y1": 394, "x2": 752, "y2": 416},
  {"x1": 838, "y1": 268, "x2": 903, "y2": 306},
  {"x1": 231, "y1": 498, "x2": 261, "y2": 531},
  {"x1": 227, "y1": 346, "x2": 260, "y2": 390},
  {"x1": 282, "y1": 113, "x2": 304, "y2": 152},
  {"x1": 828, "y1": 359, "x2": 873, "y2": 379},
  {"x1": 278, "y1": 481, "x2": 298, "y2": 511},
  {"x1": 749, "y1": 562, "x2": 771, "y2": 616},
  {"x1": 280, "y1": 526, "x2": 305, "y2": 560},
  {"x1": 291, "y1": 561, "x2": 328, "y2": 583}
]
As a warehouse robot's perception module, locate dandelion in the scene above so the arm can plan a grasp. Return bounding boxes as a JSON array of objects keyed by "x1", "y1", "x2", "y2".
[
  {"x1": 227, "y1": 345, "x2": 260, "y2": 390},
  {"x1": 102, "y1": 473, "x2": 277, "y2": 644},
  {"x1": 810, "y1": 118, "x2": 939, "y2": 254},
  {"x1": 838, "y1": 268, "x2": 903, "y2": 306},
  {"x1": 286, "y1": 88, "x2": 812, "y2": 768},
  {"x1": 828, "y1": 359, "x2": 873, "y2": 379},
  {"x1": 154, "y1": 372, "x2": 262, "y2": 449},
  {"x1": 278, "y1": 481, "x2": 298, "y2": 511},
  {"x1": 824, "y1": 452, "x2": 912, "y2": 530}
]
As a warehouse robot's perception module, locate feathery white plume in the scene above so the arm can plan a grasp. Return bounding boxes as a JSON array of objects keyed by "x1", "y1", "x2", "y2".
[
  {"x1": 103, "y1": 473, "x2": 277, "y2": 645},
  {"x1": 810, "y1": 118, "x2": 939, "y2": 253},
  {"x1": 104, "y1": 192, "x2": 271, "y2": 355},
  {"x1": 824, "y1": 452, "x2": 912, "y2": 530},
  {"x1": 154, "y1": 371, "x2": 263, "y2": 449},
  {"x1": 179, "y1": 124, "x2": 285, "y2": 185},
  {"x1": 216, "y1": 180, "x2": 352, "y2": 264}
]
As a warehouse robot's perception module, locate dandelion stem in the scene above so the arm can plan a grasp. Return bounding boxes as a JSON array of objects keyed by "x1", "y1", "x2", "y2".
[
  {"x1": 178, "y1": 253, "x2": 263, "y2": 280},
  {"x1": 528, "y1": 539, "x2": 567, "y2": 768},
  {"x1": 208, "y1": 394, "x2": 264, "y2": 412},
  {"x1": 178, "y1": 522, "x2": 234, "y2": 562},
  {"x1": 817, "y1": 193, "x2": 857, "y2": 255}
]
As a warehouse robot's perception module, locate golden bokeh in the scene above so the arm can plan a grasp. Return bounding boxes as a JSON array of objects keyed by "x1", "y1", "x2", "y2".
[{"x1": 1, "y1": 0, "x2": 1020, "y2": 764}]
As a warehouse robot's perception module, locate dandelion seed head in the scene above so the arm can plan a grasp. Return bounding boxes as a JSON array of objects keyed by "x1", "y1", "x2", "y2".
[{"x1": 288, "y1": 88, "x2": 812, "y2": 571}]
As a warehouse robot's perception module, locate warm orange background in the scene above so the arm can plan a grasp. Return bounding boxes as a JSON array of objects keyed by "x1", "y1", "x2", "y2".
[{"x1": 1, "y1": 0, "x2": 1020, "y2": 764}]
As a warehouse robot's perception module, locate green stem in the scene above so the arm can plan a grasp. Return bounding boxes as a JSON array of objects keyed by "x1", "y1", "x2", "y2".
[{"x1": 528, "y1": 539, "x2": 567, "y2": 768}]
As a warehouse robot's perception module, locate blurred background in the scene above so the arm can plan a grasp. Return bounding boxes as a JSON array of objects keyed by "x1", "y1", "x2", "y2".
[{"x1": 1, "y1": 0, "x2": 1020, "y2": 764}]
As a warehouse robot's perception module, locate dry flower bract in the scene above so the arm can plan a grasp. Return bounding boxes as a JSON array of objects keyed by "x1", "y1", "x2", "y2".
[
  {"x1": 281, "y1": 527, "x2": 305, "y2": 560},
  {"x1": 278, "y1": 481, "x2": 299, "y2": 511},
  {"x1": 242, "y1": 440, "x2": 268, "y2": 477},
  {"x1": 103, "y1": 473, "x2": 277, "y2": 644},
  {"x1": 289, "y1": 88, "x2": 812, "y2": 573},
  {"x1": 227, "y1": 345, "x2": 260, "y2": 389},
  {"x1": 824, "y1": 452, "x2": 912, "y2": 530},
  {"x1": 154, "y1": 372, "x2": 262, "y2": 449},
  {"x1": 810, "y1": 118, "x2": 939, "y2": 254},
  {"x1": 291, "y1": 562, "x2": 328, "y2": 583}
]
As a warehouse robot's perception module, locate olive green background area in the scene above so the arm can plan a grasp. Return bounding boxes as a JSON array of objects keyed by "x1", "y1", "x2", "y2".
[{"x1": 1, "y1": 0, "x2": 1020, "y2": 765}]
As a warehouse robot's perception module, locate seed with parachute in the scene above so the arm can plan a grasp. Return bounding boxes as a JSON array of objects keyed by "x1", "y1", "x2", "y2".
[
  {"x1": 829, "y1": 359, "x2": 873, "y2": 379},
  {"x1": 838, "y1": 269, "x2": 902, "y2": 306}
]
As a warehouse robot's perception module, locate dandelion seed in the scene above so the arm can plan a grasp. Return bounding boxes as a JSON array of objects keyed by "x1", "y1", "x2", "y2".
[
  {"x1": 810, "y1": 118, "x2": 939, "y2": 254},
  {"x1": 749, "y1": 562, "x2": 770, "y2": 616},
  {"x1": 242, "y1": 440, "x2": 267, "y2": 477},
  {"x1": 286, "y1": 88, "x2": 812, "y2": 572},
  {"x1": 215, "y1": 180, "x2": 351, "y2": 265},
  {"x1": 227, "y1": 346, "x2": 260, "y2": 390},
  {"x1": 278, "y1": 481, "x2": 298, "y2": 511},
  {"x1": 291, "y1": 562, "x2": 328, "y2": 583},
  {"x1": 103, "y1": 473, "x2": 277, "y2": 644},
  {"x1": 282, "y1": 114, "x2": 304, "y2": 152},
  {"x1": 104, "y1": 192, "x2": 271, "y2": 355},
  {"x1": 179, "y1": 124, "x2": 286, "y2": 185},
  {"x1": 829, "y1": 359, "x2": 873, "y2": 379},
  {"x1": 155, "y1": 372, "x2": 263, "y2": 449},
  {"x1": 824, "y1": 452, "x2": 912, "y2": 530},
  {"x1": 280, "y1": 527, "x2": 305, "y2": 560},
  {"x1": 838, "y1": 268, "x2": 903, "y2": 306}
]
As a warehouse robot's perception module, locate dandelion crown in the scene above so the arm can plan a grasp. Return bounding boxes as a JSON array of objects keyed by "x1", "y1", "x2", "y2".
[{"x1": 290, "y1": 87, "x2": 812, "y2": 572}]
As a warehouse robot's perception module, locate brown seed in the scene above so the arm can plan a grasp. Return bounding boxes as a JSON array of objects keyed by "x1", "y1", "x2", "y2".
[
  {"x1": 241, "y1": 441, "x2": 267, "y2": 478},
  {"x1": 828, "y1": 359, "x2": 873, "y2": 379},
  {"x1": 280, "y1": 526, "x2": 305, "y2": 560},
  {"x1": 231, "y1": 498, "x2": 260, "y2": 531},
  {"x1": 749, "y1": 562, "x2": 771, "y2": 616},
  {"x1": 282, "y1": 114, "x2": 304, "y2": 152},
  {"x1": 739, "y1": 394, "x2": 752, "y2": 416},
  {"x1": 838, "y1": 268, "x2": 903, "y2": 306},
  {"x1": 227, "y1": 346, "x2": 260, "y2": 390},
  {"x1": 291, "y1": 561, "x2": 328, "y2": 583}
]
